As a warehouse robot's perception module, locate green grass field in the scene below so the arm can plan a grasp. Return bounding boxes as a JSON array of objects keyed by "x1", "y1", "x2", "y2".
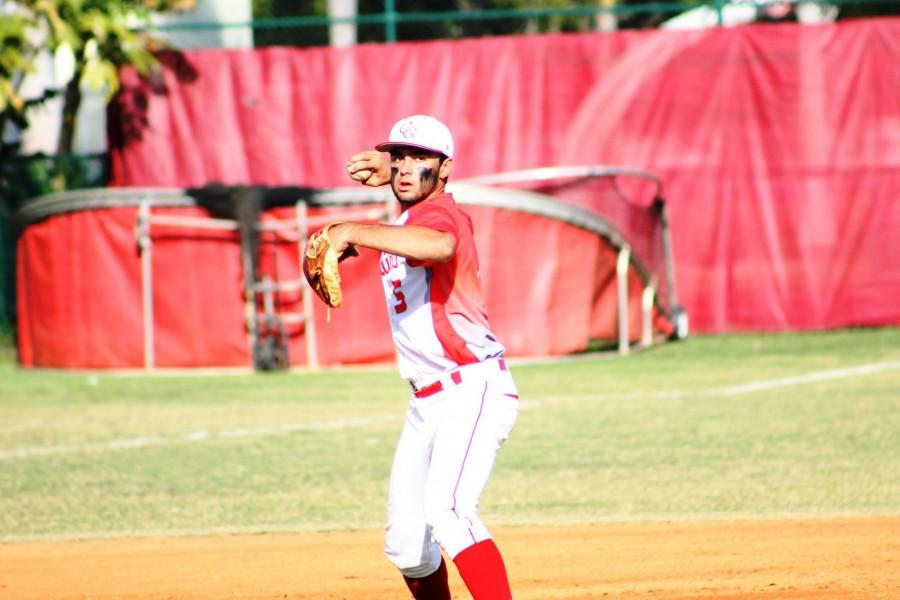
[{"x1": 1, "y1": 328, "x2": 899, "y2": 542}]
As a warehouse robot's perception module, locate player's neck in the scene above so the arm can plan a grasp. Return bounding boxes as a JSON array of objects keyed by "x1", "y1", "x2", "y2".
[{"x1": 398, "y1": 185, "x2": 447, "y2": 212}]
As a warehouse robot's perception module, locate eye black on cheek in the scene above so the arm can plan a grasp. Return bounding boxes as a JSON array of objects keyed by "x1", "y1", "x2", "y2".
[{"x1": 418, "y1": 167, "x2": 438, "y2": 189}]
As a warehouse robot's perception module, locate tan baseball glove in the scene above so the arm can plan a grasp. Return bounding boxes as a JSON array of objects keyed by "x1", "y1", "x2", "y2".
[{"x1": 303, "y1": 223, "x2": 357, "y2": 309}]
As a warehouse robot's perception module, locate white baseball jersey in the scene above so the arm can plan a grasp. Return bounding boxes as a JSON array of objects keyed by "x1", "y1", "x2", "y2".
[{"x1": 378, "y1": 193, "x2": 505, "y2": 389}]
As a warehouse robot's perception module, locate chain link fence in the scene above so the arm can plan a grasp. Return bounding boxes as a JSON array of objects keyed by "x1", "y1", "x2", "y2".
[{"x1": 154, "y1": 0, "x2": 899, "y2": 48}]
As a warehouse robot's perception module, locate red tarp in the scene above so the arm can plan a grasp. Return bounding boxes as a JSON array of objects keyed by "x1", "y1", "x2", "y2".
[
  {"x1": 17, "y1": 203, "x2": 658, "y2": 368},
  {"x1": 17, "y1": 19, "x2": 900, "y2": 368},
  {"x1": 16, "y1": 207, "x2": 249, "y2": 368}
]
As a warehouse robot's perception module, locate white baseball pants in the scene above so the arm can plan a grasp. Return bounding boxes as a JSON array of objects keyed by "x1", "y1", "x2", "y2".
[{"x1": 384, "y1": 357, "x2": 519, "y2": 578}]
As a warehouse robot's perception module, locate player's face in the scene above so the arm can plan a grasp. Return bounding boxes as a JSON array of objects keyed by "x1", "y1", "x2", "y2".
[{"x1": 389, "y1": 147, "x2": 451, "y2": 205}]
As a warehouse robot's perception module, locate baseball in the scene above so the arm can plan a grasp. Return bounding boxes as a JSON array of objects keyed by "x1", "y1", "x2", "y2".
[{"x1": 351, "y1": 168, "x2": 373, "y2": 182}]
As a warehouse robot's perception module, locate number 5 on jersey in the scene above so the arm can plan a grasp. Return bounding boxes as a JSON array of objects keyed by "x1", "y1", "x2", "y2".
[{"x1": 391, "y1": 280, "x2": 408, "y2": 314}]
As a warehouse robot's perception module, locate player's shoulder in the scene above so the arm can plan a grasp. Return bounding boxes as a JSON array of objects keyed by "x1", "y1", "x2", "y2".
[
  {"x1": 417, "y1": 192, "x2": 457, "y2": 211},
  {"x1": 408, "y1": 193, "x2": 459, "y2": 221}
]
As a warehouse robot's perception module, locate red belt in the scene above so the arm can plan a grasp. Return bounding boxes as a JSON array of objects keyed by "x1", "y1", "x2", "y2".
[{"x1": 413, "y1": 358, "x2": 507, "y2": 398}]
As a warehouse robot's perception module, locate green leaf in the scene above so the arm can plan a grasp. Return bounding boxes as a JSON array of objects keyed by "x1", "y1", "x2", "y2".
[
  {"x1": 81, "y1": 9, "x2": 110, "y2": 44},
  {"x1": 81, "y1": 56, "x2": 120, "y2": 99}
]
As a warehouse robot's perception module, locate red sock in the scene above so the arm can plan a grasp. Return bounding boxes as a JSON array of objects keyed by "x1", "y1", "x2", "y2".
[
  {"x1": 452, "y1": 539, "x2": 512, "y2": 600},
  {"x1": 403, "y1": 557, "x2": 451, "y2": 600}
]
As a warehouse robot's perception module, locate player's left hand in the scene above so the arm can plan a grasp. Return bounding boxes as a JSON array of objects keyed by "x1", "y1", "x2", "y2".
[
  {"x1": 303, "y1": 223, "x2": 358, "y2": 308},
  {"x1": 321, "y1": 222, "x2": 358, "y2": 261}
]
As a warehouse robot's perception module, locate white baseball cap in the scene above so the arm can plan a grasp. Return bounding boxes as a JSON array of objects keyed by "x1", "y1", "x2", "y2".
[{"x1": 375, "y1": 115, "x2": 454, "y2": 159}]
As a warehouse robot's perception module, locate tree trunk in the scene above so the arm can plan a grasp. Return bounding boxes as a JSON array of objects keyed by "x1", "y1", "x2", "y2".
[{"x1": 57, "y1": 61, "x2": 84, "y2": 157}]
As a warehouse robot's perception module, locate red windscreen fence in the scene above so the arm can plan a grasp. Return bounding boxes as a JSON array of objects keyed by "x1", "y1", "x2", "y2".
[{"x1": 106, "y1": 18, "x2": 900, "y2": 334}]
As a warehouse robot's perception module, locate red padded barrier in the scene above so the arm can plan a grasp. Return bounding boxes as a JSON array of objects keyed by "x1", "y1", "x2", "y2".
[
  {"x1": 17, "y1": 209, "x2": 145, "y2": 368},
  {"x1": 17, "y1": 203, "x2": 659, "y2": 368}
]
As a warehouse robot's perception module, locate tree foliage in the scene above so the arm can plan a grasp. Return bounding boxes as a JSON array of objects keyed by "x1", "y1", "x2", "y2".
[
  {"x1": 0, "y1": 0, "x2": 194, "y2": 159},
  {"x1": 0, "y1": 14, "x2": 34, "y2": 119}
]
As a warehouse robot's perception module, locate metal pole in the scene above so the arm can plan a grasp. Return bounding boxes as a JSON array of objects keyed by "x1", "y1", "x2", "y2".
[
  {"x1": 596, "y1": 0, "x2": 617, "y2": 32},
  {"x1": 616, "y1": 245, "x2": 631, "y2": 356},
  {"x1": 656, "y1": 197, "x2": 680, "y2": 317},
  {"x1": 136, "y1": 201, "x2": 155, "y2": 371},
  {"x1": 297, "y1": 201, "x2": 319, "y2": 369},
  {"x1": 240, "y1": 230, "x2": 257, "y2": 367},
  {"x1": 327, "y1": 0, "x2": 357, "y2": 46},
  {"x1": 641, "y1": 285, "x2": 654, "y2": 348},
  {"x1": 385, "y1": 0, "x2": 397, "y2": 42}
]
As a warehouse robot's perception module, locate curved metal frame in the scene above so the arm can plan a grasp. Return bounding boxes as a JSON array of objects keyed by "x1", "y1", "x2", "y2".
[
  {"x1": 458, "y1": 165, "x2": 663, "y2": 198},
  {"x1": 16, "y1": 181, "x2": 661, "y2": 296}
]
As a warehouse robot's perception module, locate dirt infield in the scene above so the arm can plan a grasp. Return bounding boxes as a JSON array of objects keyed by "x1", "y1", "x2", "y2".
[{"x1": 2, "y1": 517, "x2": 897, "y2": 599}]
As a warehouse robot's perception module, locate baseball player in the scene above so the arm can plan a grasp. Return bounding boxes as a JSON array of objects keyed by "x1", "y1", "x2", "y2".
[{"x1": 327, "y1": 115, "x2": 519, "y2": 599}]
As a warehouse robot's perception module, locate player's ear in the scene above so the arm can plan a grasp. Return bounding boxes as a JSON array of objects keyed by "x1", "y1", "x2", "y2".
[{"x1": 439, "y1": 157, "x2": 453, "y2": 180}]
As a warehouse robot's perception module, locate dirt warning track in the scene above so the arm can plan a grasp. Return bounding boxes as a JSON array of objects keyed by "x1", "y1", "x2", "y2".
[{"x1": 1, "y1": 517, "x2": 897, "y2": 599}]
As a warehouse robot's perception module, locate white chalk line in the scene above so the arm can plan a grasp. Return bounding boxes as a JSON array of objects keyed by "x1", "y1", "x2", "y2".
[
  {"x1": 0, "y1": 415, "x2": 401, "y2": 461},
  {"x1": 520, "y1": 360, "x2": 900, "y2": 408},
  {"x1": 711, "y1": 360, "x2": 900, "y2": 395},
  {"x1": 3, "y1": 361, "x2": 898, "y2": 461}
]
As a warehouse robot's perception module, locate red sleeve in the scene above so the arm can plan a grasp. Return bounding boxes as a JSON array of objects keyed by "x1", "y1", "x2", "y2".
[
  {"x1": 405, "y1": 202, "x2": 459, "y2": 268},
  {"x1": 407, "y1": 202, "x2": 456, "y2": 234}
]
